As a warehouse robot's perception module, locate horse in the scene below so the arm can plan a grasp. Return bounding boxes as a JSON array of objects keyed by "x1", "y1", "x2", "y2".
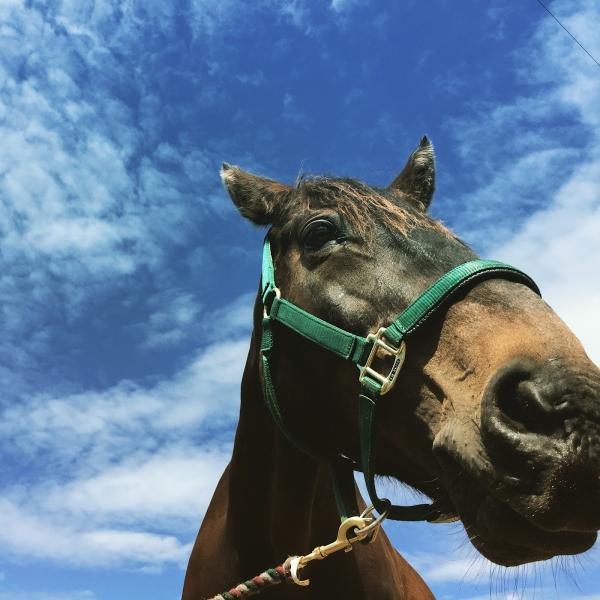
[{"x1": 181, "y1": 137, "x2": 600, "y2": 599}]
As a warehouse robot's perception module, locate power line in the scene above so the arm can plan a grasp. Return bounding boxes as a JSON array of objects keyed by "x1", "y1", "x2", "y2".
[{"x1": 533, "y1": 0, "x2": 600, "y2": 68}]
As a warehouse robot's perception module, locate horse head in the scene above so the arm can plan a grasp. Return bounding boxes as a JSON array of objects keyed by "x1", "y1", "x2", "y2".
[{"x1": 221, "y1": 137, "x2": 600, "y2": 568}]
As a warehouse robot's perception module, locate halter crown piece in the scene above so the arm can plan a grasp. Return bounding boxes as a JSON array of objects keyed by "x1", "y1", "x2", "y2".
[{"x1": 260, "y1": 235, "x2": 540, "y2": 524}]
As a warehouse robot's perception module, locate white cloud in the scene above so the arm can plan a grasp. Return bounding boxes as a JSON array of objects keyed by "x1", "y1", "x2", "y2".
[
  {"x1": 405, "y1": 542, "x2": 600, "y2": 598},
  {"x1": 137, "y1": 289, "x2": 254, "y2": 351},
  {"x1": 448, "y1": 594, "x2": 543, "y2": 600},
  {"x1": 282, "y1": 92, "x2": 308, "y2": 123},
  {"x1": 0, "y1": 0, "x2": 320, "y2": 397},
  {"x1": 330, "y1": 0, "x2": 363, "y2": 13},
  {"x1": 0, "y1": 592, "x2": 96, "y2": 600},
  {"x1": 488, "y1": 1, "x2": 600, "y2": 365},
  {"x1": 406, "y1": 550, "x2": 492, "y2": 585},
  {"x1": 493, "y1": 156, "x2": 600, "y2": 363},
  {"x1": 0, "y1": 497, "x2": 190, "y2": 568},
  {"x1": 426, "y1": 557, "x2": 486, "y2": 584},
  {"x1": 0, "y1": 335, "x2": 248, "y2": 465},
  {"x1": 205, "y1": 291, "x2": 255, "y2": 337},
  {"x1": 0, "y1": 1, "x2": 225, "y2": 388},
  {"x1": 42, "y1": 447, "x2": 230, "y2": 525},
  {"x1": 275, "y1": 0, "x2": 311, "y2": 29},
  {"x1": 139, "y1": 291, "x2": 202, "y2": 350},
  {"x1": 440, "y1": 592, "x2": 600, "y2": 600},
  {"x1": 448, "y1": 1, "x2": 600, "y2": 366},
  {"x1": 0, "y1": 292, "x2": 250, "y2": 569},
  {"x1": 0, "y1": 0, "x2": 277, "y2": 572}
]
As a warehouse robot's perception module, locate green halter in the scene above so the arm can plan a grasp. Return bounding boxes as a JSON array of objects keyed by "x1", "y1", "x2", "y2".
[{"x1": 260, "y1": 236, "x2": 540, "y2": 523}]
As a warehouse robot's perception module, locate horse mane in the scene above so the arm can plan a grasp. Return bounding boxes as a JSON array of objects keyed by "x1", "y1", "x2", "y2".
[{"x1": 287, "y1": 175, "x2": 452, "y2": 238}]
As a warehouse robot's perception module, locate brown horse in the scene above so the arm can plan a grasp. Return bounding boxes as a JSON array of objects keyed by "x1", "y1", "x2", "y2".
[{"x1": 182, "y1": 138, "x2": 600, "y2": 599}]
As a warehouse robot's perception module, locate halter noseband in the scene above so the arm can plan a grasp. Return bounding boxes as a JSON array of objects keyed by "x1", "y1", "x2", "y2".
[{"x1": 259, "y1": 236, "x2": 540, "y2": 524}]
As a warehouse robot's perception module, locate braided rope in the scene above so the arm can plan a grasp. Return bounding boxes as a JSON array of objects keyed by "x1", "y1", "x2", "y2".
[{"x1": 207, "y1": 559, "x2": 293, "y2": 599}]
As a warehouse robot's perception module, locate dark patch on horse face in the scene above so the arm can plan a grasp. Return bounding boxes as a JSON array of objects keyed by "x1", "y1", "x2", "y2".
[{"x1": 273, "y1": 184, "x2": 475, "y2": 333}]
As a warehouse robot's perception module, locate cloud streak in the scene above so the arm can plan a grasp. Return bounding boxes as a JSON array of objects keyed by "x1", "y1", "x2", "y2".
[
  {"x1": 0, "y1": 291, "x2": 251, "y2": 569},
  {"x1": 489, "y1": 0, "x2": 600, "y2": 363},
  {"x1": 0, "y1": 496, "x2": 191, "y2": 568},
  {"x1": 445, "y1": 0, "x2": 600, "y2": 363},
  {"x1": 0, "y1": 1, "x2": 225, "y2": 395}
]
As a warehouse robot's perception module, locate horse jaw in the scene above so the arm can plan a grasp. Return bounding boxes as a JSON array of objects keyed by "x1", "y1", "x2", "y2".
[{"x1": 421, "y1": 282, "x2": 600, "y2": 566}]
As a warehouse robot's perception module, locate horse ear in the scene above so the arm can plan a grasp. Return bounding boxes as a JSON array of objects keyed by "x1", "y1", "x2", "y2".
[
  {"x1": 388, "y1": 136, "x2": 436, "y2": 211},
  {"x1": 221, "y1": 163, "x2": 291, "y2": 225}
]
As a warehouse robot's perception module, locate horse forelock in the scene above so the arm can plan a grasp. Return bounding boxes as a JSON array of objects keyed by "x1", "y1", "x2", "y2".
[{"x1": 275, "y1": 175, "x2": 452, "y2": 240}]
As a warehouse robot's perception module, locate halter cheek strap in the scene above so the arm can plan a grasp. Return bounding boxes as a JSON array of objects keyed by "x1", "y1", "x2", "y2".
[{"x1": 260, "y1": 237, "x2": 541, "y2": 523}]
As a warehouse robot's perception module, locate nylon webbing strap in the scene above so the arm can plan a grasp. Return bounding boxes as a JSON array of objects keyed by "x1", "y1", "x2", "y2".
[
  {"x1": 329, "y1": 458, "x2": 360, "y2": 522},
  {"x1": 263, "y1": 240, "x2": 370, "y2": 365},
  {"x1": 261, "y1": 239, "x2": 277, "y2": 295},
  {"x1": 260, "y1": 317, "x2": 320, "y2": 460},
  {"x1": 384, "y1": 260, "x2": 540, "y2": 345},
  {"x1": 359, "y1": 393, "x2": 432, "y2": 520},
  {"x1": 269, "y1": 298, "x2": 370, "y2": 363},
  {"x1": 259, "y1": 235, "x2": 541, "y2": 524}
]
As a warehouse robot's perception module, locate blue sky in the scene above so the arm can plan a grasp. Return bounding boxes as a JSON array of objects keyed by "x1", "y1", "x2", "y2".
[{"x1": 0, "y1": 0, "x2": 598, "y2": 598}]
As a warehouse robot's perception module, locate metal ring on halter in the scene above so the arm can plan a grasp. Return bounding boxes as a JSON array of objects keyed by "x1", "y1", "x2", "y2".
[
  {"x1": 351, "y1": 504, "x2": 389, "y2": 543},
  {"x1": 263, "y1": 286, "x2": 281, "y2": 318}
]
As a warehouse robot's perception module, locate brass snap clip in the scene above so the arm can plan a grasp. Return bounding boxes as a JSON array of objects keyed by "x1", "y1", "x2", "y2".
[{"x1": 289, "y1": 506, "x2": 388, "y2": 586}]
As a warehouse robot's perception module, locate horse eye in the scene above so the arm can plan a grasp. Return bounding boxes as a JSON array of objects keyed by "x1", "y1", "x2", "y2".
[{"x1": 302, "y1": 219, "x2": 339, "y2": 251}]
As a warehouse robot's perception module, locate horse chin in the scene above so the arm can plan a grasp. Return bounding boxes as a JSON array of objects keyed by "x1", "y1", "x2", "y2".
[
  {"x1": 448, "y1": 477, "x2": 596, "y2": 567},
  {"x1": 432, "y1": 423, "x2": 598, "y2": 567}
]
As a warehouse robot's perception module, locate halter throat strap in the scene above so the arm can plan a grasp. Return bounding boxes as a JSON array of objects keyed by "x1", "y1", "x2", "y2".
[{"x1": 259, "y1": 237, "x2": 540, "y2": 522}]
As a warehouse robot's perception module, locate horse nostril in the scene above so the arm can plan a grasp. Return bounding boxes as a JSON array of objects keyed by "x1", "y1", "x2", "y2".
[
  {"x1": 498, "y1": 379, "x2": 556, "y2": 432},
  {"x1": 485, "y1": 359, "x2": 566, "y2": 436}
]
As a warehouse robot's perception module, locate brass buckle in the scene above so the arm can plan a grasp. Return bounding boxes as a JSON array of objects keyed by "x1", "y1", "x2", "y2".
[{"x1": 359, "y1": 327, "x2": 406, "y2": 395}]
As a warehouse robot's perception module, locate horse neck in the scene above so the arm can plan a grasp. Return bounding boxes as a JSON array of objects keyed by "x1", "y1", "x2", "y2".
[
  {"x1": 211, "y1": 312, "x2": 435, "y2": 600},
  {"x1": 228, "y1": 328, "x2": 341, "y2": 565}
]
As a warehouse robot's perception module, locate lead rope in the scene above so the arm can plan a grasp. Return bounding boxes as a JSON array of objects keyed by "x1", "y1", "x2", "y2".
[
  {"x1": 206, "y1": 506, "x2": 387, "y2": 599},
  {"x1": 206, "y1": 561, "x2": 293, "y2": 600}
]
